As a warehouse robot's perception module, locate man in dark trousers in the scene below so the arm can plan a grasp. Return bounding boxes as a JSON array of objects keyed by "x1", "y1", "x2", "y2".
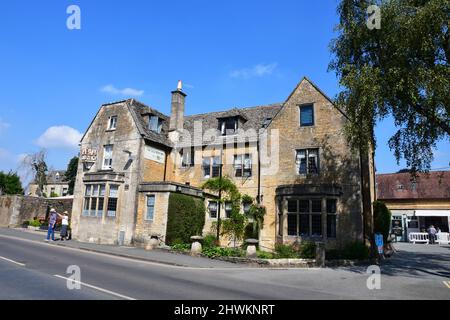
[{"x1": 45, "y1": 208, "x2": 58, "y2": 242}]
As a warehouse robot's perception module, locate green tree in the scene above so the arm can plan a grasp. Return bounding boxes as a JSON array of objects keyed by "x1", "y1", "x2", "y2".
[
  {"x1": 64, "y1": 156, "x2": 79, "y2": 195},
  {"x1": 329, "y1": 0, "x2": 449, "y2": 173},
  {"x1": 202, "y1": 177, "x2": 246, "y2": 245},
  {"x1": 242, "y1": 194, "x2": 266, "y2": 240},
  {"x1": 373, "y1": 200, "x2": 392, "y2": 243},
  {"x1": 0, "y1": 171, "x2": 24, "y2": 195}
]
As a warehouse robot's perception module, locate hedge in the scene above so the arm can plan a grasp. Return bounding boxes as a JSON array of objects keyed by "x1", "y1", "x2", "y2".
[
  {"x1": 165, "y1": 193, "x2": 205, "y2": 245},
  {"x1": 373, "y1": 200, "x2": 392, "y2": 243}
]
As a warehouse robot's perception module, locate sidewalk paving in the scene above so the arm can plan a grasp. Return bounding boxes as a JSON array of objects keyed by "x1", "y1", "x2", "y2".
[{"x1": 0, "y1": 227, "x2": 239, "y2": 269}]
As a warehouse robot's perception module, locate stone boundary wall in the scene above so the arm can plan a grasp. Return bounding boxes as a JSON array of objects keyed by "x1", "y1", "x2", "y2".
[{"x1": 0, "y1": 195, "x2": 73, "y2": 227}]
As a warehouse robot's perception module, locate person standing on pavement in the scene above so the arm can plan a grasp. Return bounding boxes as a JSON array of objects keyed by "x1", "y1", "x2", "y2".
[
  {"x1": 427, "y1": 225, "x2": 437, "y2": 244},
  {"x1": 45, "y1": 208, "x2": 58, "y2": 242},
  {"x1": 59, "y1": 211, "x2": 70, "y2": 241}
]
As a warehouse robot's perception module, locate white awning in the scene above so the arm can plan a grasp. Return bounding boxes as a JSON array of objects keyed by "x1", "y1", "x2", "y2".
[{"x1": 414, "y1": 210, "x2": 450, "y2": 217}]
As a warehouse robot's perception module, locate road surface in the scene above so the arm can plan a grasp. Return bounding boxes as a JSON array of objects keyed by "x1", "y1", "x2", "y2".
[{"x1": 0, "y1": 231, "x2": 449, "y2": 300}]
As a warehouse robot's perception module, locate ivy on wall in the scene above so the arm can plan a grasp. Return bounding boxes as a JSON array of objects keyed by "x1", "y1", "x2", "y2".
[{"x1": 166, "y1": 193, "x2": 205, "y2": 245}]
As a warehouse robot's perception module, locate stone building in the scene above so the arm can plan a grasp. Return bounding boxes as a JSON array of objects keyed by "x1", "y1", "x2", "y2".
[
  {"x1": 28, "y1": 170, "x2": 70, "y2": 197},
  {"x1": 377, "y1": 171, "x2": 450, "y2": 242},
  {"x1": 71, "y1": 77, "x2": 375, "y2": 249}
]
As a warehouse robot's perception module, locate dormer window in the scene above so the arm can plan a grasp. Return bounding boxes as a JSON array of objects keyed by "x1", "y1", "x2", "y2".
[
  {"x1": 218, "y1": 117, "x2": 238, "y2": 136},
  {"x1": 108, "y1": 116, "x2": 117, "y2": 130},
  {"x1": 149, "y1": 115, "x2": 163, "y2": 133},
  {"x1": 262, "y1": 118, "x2": 272, "y2": 128}
]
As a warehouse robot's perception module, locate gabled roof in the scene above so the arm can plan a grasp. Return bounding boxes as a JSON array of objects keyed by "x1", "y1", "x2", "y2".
[
  {"x1": 127, "y1": 99, "x2": 173, "y2": 148},
  {"x1": 31, "y1": 170, "x2": 68, "y2": 185},
  {"x1": 376, "y1": 171, "x2": 450, "y2": 200}
]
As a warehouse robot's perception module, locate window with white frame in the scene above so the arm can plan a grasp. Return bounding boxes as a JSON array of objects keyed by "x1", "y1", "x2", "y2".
[
  {"x1": 181, "y1": 147, "x2": 195, "y2": 167},
  {"x1": 296, "y1": 148, "x2": 319, "y2": 175},
  {"x1": 108, "y1": 116, "x2": 117, "y2": 130},
  {"x1": 107, "y1": 185, "x2": 119, "y2": 217},
  {"x1": 234, "y1": 154, "x2": 252, "y2": 177},
  {"x1": 149, "y1": 115, "x2": 163, "y2": 133},
  {"x1": 218, "y1": 117, "x2": 238, "y2": 136},
  {"x1": 208, "y1": 201, "x2": 218, "y2": 219},
  {"x1": 202, "y1": 156, "x2": 221, "y2": 178},
  {"x1": 83, "y1": 184, "x2": 106, "y2": 217},
  {"x1": 103, "y1": 145, "x2": 114, "y2": 170},
  {"x1": 225, "y1": 202, "x2": 232, "y2": 218},
  {"x1": 146, "y1": 195, "x2": 155, "y2": 221}
]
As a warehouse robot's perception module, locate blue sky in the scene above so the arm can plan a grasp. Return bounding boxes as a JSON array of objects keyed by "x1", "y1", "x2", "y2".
[{"x1": 0, "y1": 0, "x2": 448, "y2": 184}]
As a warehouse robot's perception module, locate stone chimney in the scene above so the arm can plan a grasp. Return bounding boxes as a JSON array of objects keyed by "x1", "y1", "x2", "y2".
[{"x1": 169, "y1": 80, "x2": 186, "y2": 132}]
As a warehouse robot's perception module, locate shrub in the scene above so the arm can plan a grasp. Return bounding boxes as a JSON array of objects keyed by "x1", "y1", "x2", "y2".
[
  {"x1": 256, "y1": 251, "x2": 274, "y2": 259},
  {"x1": 28, "y1": 219, "x2": 41, "y2": 227},
  {"x1": 202, "y1": 247, "x2": 245, "y2": 259},
  {"x1": 373, "y1": 200, "x2": 392, "y2": 243},
  {"x1": 166, "y1": 193, "x2": 205, "y2": 245},
  {"x1": 299, "y1": 241, "x2": 316, "y2": 259},
  {"x1": 202, "y1": 234, "x2": 217, "y2": 249},
  {"x1": 274, "y1": 244, "x2": 299, "y2": 259},
  {"x1": 171, "y1": 243, "x2": 191, "y2": 252}
]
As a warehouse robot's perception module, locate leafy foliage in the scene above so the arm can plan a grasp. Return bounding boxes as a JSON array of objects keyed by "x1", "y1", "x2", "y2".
[
  {"x1": 373, "y1": 200, "x2": 392, "y2": 242},
  {"x1": 64, "y1": 156, "x2": 79, "y2": 195},
  {"x1": 202, "y1": 247, "x2": 245, "y2": 259},
  {"x1": 202, "y1": 234, "x2": 217, "y2": 249},
  {"x1": 165, "y1": 193, "x2": 205, "y2": 245},
  {"x1": 28, "y1": 219, "x2": 42, "y2": 227},
  {"x1": 274, "y1": 244, "x2": 299, "y2": 259},
  {"x1": 329, "y1": 0, "x2": 449, "y2": 173},
  {"x1": 0, "y1": 171, "x2": 24, "y2": 195},
  {"x1": 298, "y1": 241, "x2": 317, "y2": 259},
  {"x1": 50, "y1": 192, "x2": 59, "y2": 198},
  {"x1": 171, "y1": 243, "x2": 191, "y2": 252}
]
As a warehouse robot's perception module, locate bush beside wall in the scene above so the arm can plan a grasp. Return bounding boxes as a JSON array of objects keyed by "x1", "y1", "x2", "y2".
[{"x1": 165, "y1": 193, "x2": 205, "y2": 245}]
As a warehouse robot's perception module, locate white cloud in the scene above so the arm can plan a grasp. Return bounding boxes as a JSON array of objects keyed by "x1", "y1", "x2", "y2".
[
  {"x1": 101, "y1": 84, "x2": 144, "y2": 97},
  {"x1": 0, "y1": 118, "x2": 10, "y2": 135},
  {"x1": 230, "y1": 63, "x2": 278, "y2": 79},
  {"x1": 36, "y1": 126, "x2": 82, "y2": 149}
]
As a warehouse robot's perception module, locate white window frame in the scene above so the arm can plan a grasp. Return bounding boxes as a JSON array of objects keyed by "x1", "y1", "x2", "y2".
[
  {"x1": 103, "y1": 145, "x2": 114, "y2": 170},
  {"x1": 208, "y1": 201, "x2": 218, "y2": 219},
  {"x1": 108, "y1": 116, "x2": 118, "y2": 130},
  {"x1": 145, "y1": 195, "x2": 155, "y2": 221},
  {"x1": 234, "y1": 154, "x2": 252, "y2": 178}
]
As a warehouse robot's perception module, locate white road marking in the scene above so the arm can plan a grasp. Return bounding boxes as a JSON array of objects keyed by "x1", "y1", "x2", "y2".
[
  {"x1": 443, "y1": 281, "x2": 450, "y2": 289},
  {"x1": 0, "y1": 256, "x2": 25, "y2": 266},
  {"x1": 53, "y1": 275, "x2": 136, "y2": 300}
]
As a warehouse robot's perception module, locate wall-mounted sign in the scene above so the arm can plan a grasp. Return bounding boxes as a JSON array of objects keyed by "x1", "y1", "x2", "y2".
[
  {"x1": 144, "y1": 145, "x2": 165, "y2": 164},
  {"x1": 81, "y1": 148, "x2": 98, "y2": 162}
]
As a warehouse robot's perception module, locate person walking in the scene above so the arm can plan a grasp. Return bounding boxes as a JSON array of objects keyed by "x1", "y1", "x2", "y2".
[
  {"x1": 45, "y1": 208, "x2": 58, "y2": 242},
  {"x1": 427, "y1": 225, "x2": 437, "y2": 244},
  {"x1": 59, "y1": 211, "x2": 70, "y2": 241}
]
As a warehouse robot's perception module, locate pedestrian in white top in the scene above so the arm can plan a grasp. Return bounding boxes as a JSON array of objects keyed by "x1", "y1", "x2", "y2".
[{"x1": 59, "y1": 211, "x2": 70, "y2": 241}]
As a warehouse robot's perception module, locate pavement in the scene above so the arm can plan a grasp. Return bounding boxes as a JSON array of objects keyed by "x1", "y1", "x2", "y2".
[
  {"x1": 0, "y1": 227, "x2": 236, "y2": 268},
  {"x1": 0, "y1": 227, "x2": 449, "y2": 300}
]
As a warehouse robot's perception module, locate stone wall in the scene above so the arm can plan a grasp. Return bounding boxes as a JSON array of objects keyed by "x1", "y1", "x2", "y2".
[{"x1": 0, "y1": 195, "x2": 73, "y2": 227}]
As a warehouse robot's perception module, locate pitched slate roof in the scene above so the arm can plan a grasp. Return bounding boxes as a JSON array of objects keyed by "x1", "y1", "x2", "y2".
[
  {"x1": 182, "y1": 104, "x2": 282, "y2": 146},
  {"x1": 376, "y1": 171, "x2": 450, "y2": 200},
  {"x1": 31, "y1": 170, "x2": 68, "y2": 185}
]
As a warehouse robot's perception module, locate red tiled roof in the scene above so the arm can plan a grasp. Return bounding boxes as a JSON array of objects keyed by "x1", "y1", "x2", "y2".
[{"x1": 376, "y1": 171, "x2": 450, "y2": 200}]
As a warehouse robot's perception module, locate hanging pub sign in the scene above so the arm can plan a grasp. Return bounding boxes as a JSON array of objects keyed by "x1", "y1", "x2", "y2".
[{"x1": 81, "y1": 148, "x2": 98, "y2": 162}]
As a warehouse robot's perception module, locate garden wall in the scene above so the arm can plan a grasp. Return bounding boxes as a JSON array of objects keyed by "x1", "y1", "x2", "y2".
[{"x1": 0, "y1": 195, "x2": 73, "y2": 227}]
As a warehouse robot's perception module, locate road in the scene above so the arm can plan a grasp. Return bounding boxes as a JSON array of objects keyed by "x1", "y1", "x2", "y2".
[{"x1": 0, "y1": 232, "x2": 449, "y2": 300}]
